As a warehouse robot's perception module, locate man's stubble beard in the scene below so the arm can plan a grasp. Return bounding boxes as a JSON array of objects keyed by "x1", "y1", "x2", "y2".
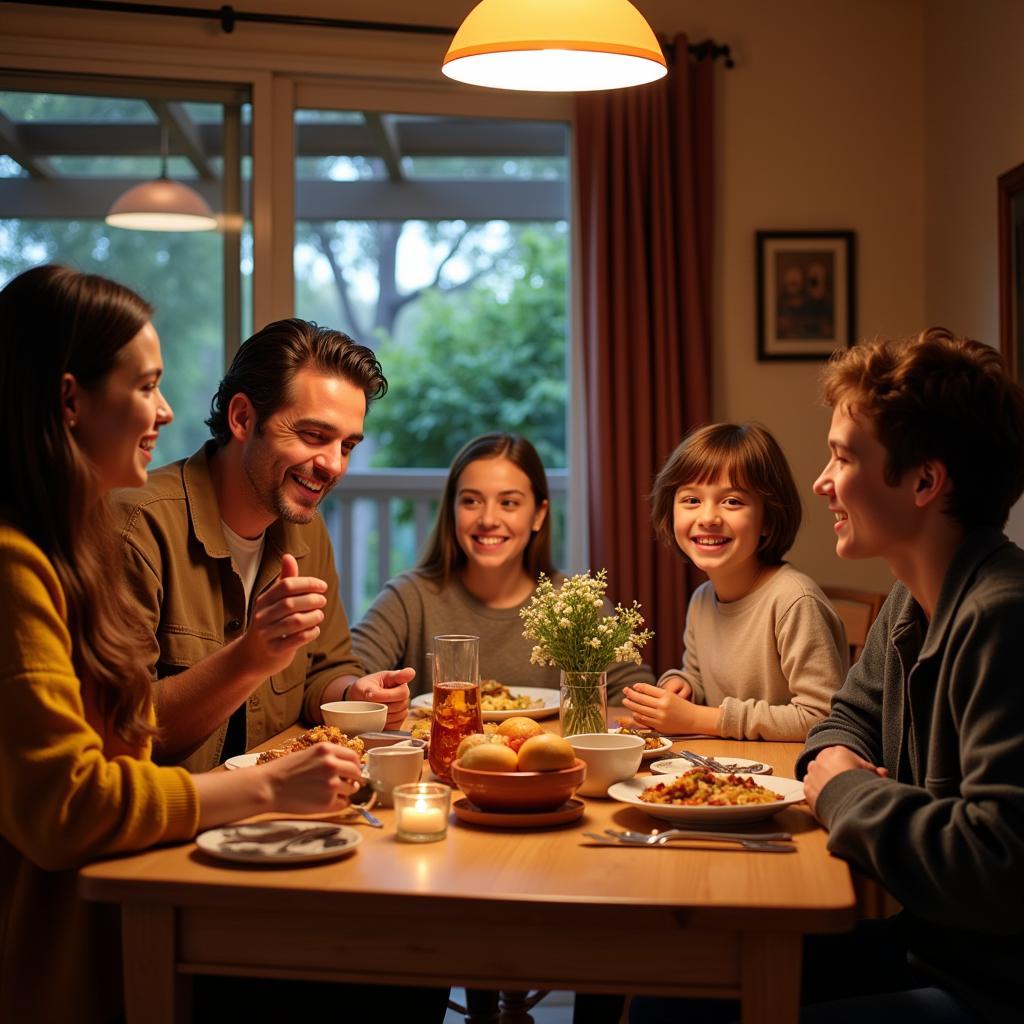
[{"x1": 242, "y1": 450, "x2": 336, "y2": 526}]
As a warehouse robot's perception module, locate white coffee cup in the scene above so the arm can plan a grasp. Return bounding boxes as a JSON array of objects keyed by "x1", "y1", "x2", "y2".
[{"x1": 366, "y1": 745, "x2": 424, "y2": 806}]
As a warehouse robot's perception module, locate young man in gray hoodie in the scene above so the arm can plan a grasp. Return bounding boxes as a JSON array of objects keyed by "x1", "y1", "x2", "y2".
[{"x1": 798, "y1": 327, "x2": 1024, "y2": 1023}]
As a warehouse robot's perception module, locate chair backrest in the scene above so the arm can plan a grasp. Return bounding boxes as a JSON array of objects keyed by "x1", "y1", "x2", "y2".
[{"x1": 821, "y1": 586, "x2": 887, "y2": 663}]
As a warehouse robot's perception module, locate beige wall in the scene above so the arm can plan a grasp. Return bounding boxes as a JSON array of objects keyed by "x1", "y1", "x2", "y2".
[
  {"x1": 641, "y1": 1, "x2": 926, "y2": 593},
  {"x1": 923, "y1": 0, "x2": 1024, "y2": 546}
]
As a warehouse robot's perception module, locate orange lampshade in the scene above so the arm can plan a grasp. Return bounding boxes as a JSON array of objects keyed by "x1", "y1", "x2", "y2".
[{"x1": 442, "y1": 0, "x2": 666, "y2": 92}]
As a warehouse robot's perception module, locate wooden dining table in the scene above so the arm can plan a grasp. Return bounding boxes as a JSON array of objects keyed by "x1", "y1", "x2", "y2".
[{"x1": 79, "y1": 722, "x2": 859, "y2": 1024}]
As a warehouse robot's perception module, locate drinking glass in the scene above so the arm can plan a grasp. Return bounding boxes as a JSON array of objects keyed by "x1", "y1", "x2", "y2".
[{"x1": 428, "y1": 634, "x2": 483, "y2": 782}]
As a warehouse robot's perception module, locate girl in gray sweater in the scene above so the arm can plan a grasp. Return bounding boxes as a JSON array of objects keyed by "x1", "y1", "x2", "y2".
[{"x1": 352, "y1": 433, "x2": 652, "y2": 702}]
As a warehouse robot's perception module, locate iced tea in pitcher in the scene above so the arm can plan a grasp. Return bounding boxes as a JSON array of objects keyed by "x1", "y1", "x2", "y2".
[
  {"x1": 428, "y1": 634, "x2": 482, "y2": 782},
  {"x1": 428, "y1": 682, "x2": 483, "y2": 781}
]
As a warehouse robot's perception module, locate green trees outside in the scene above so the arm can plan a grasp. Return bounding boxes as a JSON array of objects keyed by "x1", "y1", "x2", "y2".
[
  {"x1": 1, "y1": 91, "x2": 569, "y2": 473},
  {"x1": 0, "y1": 218, "x2": 225, "y2": 466},
  {"x1": 294, "y1": 219, "x2": 568, "y2": 471},
  {"x1": 370, "y1": 223, "x2": 568, "y2": 470}
]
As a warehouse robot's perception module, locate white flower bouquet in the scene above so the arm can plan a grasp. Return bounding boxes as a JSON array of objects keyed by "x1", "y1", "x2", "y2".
[{"x1": 520, "y1": 570, "x2": 653, "y2": 735}]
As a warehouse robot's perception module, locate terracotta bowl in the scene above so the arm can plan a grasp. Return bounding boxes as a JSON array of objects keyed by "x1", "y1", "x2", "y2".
[{"x1": 451, "y1": 758, "x2": 588, "y2": 812}]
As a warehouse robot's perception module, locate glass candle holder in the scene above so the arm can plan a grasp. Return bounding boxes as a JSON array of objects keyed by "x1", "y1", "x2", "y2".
[{"x1": 393, "y1": 782, "x2": 452, "y2": 843}]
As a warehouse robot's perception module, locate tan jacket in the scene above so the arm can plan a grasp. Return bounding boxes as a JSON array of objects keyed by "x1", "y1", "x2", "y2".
[{"x1": 113, "y1": 442, "x2": 362, "y2": 773}]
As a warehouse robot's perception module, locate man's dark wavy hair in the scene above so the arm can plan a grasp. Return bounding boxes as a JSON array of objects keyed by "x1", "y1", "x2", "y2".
[{"x1": 206, "y1": 318, "x2": 387, "y2": 445}]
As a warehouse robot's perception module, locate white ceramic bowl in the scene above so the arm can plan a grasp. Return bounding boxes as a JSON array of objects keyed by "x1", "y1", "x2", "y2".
[
  {"x1": 320, "y1": 700, "x2": 388, "y2": 735},
  {"x1": 568, "y1": 732, "x2": 645, "y2": 797}
]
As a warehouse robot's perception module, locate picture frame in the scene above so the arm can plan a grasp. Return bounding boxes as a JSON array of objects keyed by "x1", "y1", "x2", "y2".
[
  {"x1": 998, "y1": 160, "x2": 1024, "y2": 384},
  {"x1": 756, "y1": 230, "x2": 856, "y2": 361}
]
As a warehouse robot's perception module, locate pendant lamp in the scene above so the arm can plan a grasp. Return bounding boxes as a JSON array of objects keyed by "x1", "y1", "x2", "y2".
[
  {"x1": 106, "y1": 126, "x2": 217, "y2": 232},
  {"x1": 442, "y1": 0, "x2": 666, "y2": 92}
]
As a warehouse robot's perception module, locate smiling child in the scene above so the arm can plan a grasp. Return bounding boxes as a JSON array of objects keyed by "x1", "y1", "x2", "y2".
[{"x1": 623, "y1": 422, "x2": 847, "y2": 741}]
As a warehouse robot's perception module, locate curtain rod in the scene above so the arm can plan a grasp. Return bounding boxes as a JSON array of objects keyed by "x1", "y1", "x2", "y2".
[{"x1": 13, "y1": 0, "x2": 734, "y2": 66}]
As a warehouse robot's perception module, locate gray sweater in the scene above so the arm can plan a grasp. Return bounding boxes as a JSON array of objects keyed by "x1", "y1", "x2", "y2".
[
  {"x1": 351, "y1": 569, "x2": 655, "y2": 703},
  {"x1": 657, "y1": 564, "x2": 848, "y2": 741},
  {"x1": 797, "y1": 529, "x2": 1024, "y2": 1022}
]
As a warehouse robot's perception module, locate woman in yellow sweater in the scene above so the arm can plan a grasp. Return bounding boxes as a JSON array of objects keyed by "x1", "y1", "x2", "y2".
[{"x1": 0, "y1": 266, "x2": 364, "y2": 1023}]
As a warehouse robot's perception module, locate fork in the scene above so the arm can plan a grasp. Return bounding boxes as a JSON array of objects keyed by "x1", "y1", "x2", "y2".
[
  {"x1": 604, "y1": 828, "x2": 794, "y2": 852},
  {"x1": 676, "y1": 749, "x2": 732, "y2": 772},
  {"x1": 669, "y1": 751, "x2": 770, "y2": 774},
  {"x1": 607, "y1": 827, "x2": 792, "y2": 843},
  {"x1": 583, "y1": 832, "x2": 793, "y2": 853}
]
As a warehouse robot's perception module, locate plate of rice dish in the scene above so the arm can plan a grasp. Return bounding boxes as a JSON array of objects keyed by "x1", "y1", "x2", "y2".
[
  {"x1": 411, "y1": 682, "x2": 558, "y2": 721},
  {"x1": 608, "y1": 768, "x2": 805, "y2": 824}
]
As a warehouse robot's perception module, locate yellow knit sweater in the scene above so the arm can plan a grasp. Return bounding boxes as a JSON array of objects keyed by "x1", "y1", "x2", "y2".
[{"x1": 0, "y1": 523, "x2": 199, "y2": 1023}]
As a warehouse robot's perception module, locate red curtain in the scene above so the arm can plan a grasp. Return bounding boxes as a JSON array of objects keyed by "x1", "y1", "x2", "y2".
[{"x1": 574, "y1": 36, "x2": 714, "y2": 672}]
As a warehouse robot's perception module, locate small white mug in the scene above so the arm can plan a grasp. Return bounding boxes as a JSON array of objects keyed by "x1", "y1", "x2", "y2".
[{"x1": 366, "y1": 745, "x2": 424, "y2": 806}]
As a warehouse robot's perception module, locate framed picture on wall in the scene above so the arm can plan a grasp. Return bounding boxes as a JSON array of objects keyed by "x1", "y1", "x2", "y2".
[
  {"x1": 756, "y1": 230, "x2": 856, "y2": 360},
  {"x1": 998, "y1": 160, "x2": 1024, "y2": 384}
]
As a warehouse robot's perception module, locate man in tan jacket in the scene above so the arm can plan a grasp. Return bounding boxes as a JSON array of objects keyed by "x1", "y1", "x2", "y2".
[{"x1": 114, "y1": 318, "x2": 412, "y2": 772}]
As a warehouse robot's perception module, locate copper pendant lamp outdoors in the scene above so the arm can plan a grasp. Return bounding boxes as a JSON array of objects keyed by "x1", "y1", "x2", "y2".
[
  {"x1": 442, "y1": 0, "x2": 666, "y2": 92},
  {"x1": 106, "y1": 125, "x2": 217, "y2": 232}
]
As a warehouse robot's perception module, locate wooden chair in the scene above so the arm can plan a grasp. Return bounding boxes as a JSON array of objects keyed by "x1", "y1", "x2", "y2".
[
  {"x1": 823, "y1": 585, "x2": 901, "y2": 920},
  {"x1": 821, "y1": 586, "x2": 887, "y2": 663}
]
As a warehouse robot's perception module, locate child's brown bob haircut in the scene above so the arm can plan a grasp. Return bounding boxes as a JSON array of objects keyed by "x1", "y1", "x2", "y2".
[
  {"x1": 650, "y1": 422, "x2": 801, "y2": 565},
  {"x1": 820, "y1": 327, "x2": 1024, "y2": 530}
]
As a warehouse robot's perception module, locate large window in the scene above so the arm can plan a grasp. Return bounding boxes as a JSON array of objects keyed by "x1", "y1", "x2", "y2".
[
  {"x1": 0, "y1": 76, "x2": 573, "y2": 618},
  {"x1": 293, "y1": 109, "x2": 571, "y2": 616},
  {"x1": 0, "y1": 73, "x2": 251, "y2": 466}
]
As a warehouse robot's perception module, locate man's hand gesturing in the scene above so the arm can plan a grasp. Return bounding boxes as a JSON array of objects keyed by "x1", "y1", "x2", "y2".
[{"x1": 238, "y1": 553, "x2": 327, "y2": 679}]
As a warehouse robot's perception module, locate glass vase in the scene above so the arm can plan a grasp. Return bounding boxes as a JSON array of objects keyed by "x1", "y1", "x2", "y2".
[{"x1": 559, "y1": 671, "x2": 608, "y2": 737}]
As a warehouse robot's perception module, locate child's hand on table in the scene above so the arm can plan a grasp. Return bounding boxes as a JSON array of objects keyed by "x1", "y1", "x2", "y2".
[
  {"x1": 622, "y1": 682, "x2": 719, "y2": 735},
  {"x1": 658, "y1": 676, "x2": 693, "y2": 699}
]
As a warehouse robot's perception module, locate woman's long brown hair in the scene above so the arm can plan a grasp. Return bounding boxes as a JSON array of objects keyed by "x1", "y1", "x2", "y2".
[{"x1": 0, "y1": 265, "x2": 157, "y2": 744}]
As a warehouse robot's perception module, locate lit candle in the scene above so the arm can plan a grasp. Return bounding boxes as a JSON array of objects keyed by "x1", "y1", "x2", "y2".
[
  {"x1": 399, "y1": 800, "x2": 446, "y2": 835},
  {"x1": 393, "y1": 782, "x2": 451, "y2": 842}
]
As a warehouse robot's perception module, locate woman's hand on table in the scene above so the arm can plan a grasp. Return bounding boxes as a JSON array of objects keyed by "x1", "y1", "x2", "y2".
[
  {"x1": 803, "y1": 745, "x2": 888, "y2": 817},
  {"x1": 260, "y1": 742, "x2": 365, "y2": 815},
  {"x1": 193, "y1": 742, "x2": 365, "y2": 828},
  {"x1": 621, "y1": 682, "x2": 719, "y2": 735}
]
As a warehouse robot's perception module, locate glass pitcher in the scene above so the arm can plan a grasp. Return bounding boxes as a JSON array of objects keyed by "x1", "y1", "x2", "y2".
[{"x1": 428, "y1": 634, "x2": 483, "y2": 782}]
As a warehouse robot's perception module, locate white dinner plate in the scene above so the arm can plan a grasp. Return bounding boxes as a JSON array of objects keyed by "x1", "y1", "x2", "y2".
[
  {"x1": 608, "y1": 772, "x2": 805, "y2": 825},
  {"x1": 410, "y1": 686, "x2": 560, "y2": 722},
  {"x1": 649, "y1": 755, "x2": 773, "y2": 776},
  {"x1": 196, "y1": 820, "x2": 362, "y2": 865},
  {"x1": 608, "y1": 729, "x2": 673, "y2": 761},
  {"x1": 224, "y1": 753, "x2": 260, "y2": 770}
]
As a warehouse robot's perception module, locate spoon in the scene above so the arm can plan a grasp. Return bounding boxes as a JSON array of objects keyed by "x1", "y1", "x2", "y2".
[{"x1": 349, "y1": 804, "x2": 383, "y2": 828}]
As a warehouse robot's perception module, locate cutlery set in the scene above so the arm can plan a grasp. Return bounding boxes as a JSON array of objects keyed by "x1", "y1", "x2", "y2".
[
  {"x1": 670, "y1": 749, "x2": 770, "y2": 774},
  {"x1": 584, "y1": 828, "x2": 795, "y2": 853},
  {"x1": 220, "y1": 824, "x2": 351, "y2": 852}
]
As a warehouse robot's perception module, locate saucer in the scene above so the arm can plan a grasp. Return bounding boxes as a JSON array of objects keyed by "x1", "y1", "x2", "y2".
[{"x1": 452, "y1": 797, "x2": 585, "y2": 829}]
